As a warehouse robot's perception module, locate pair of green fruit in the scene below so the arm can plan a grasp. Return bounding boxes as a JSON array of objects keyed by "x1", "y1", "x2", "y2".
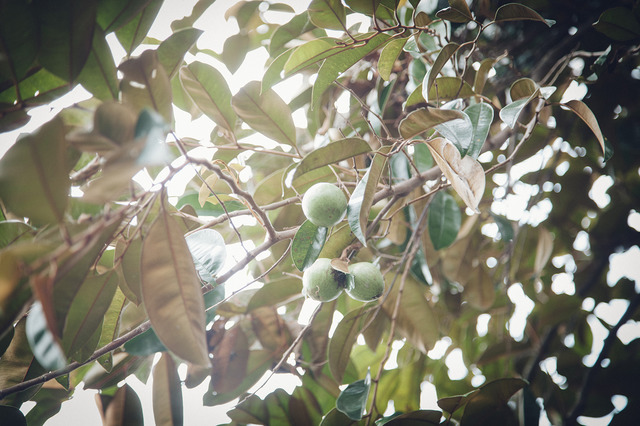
[
  {"x1": 300, "y1": 183, "x2": 385, "y2": 302},
  {"x1": 303, "y1": 258, "x2": 385, "y2": 302}
]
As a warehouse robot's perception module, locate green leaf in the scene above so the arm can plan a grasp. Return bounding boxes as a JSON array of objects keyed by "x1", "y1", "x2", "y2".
[
  {"x1": 0, "y1": 221, "x2": 35, "y2": 249},
  {"x1": 96, "y1": 384, "x2": 144, "y2": 425},
  {"x1": 378, "y1": 37, "x2": 408, "y2": 81},
  {"x1": 562, "y1": 100, "x2": 607, "y2": 158},
  {"x1": 464, "y1": 103, "x2": 494, "y2": 159},
  {"x1": 203, "y1": 350, "x2": 273, "y2": 406},
  {"x1": 294, "y1": 138, "x2": 372, "y2": 181},
  {"x1": 336, "y1": 371, "x2": 371, "y2": 420},
  {"x1": 246, "y1": 278, "x2": 303, "y2": 312},
  {"x1": 24, "y1": 385, "x2": 72, "y2": 426},
  {"x1": 427, "y1": 77, "x2": 475, "y2": 101},
  {"x1": 222, "y1": 33, "x2": 250, "y2": 74},
  {"x1": 35, "y1": 0, "x2": 97, "y2": 82},
  {"x1": 232, "y1": 81, "x2": 296, "y2": 147},
  {"x1": 152, "y1": 353, "x2": 183, "y2": 426},
  {"x1": 171, "y1": 0, "x2": 217, "y2": 31},
  {"x1": 25, "y1": 302, "x2": 66, "y2": 371},
  {"x1": 0, "y1": 405, "x2": 27, "y2": 425},
  {"x1": 119, "y1": 50, "x2": 173, "y2": 123},
  {"x1": 436, "y1": 0, "x2": 473, "y2": 23},
  {"x1": 434, "y1": 110, "x2": 473, "y2": 156},
  {"x1": 490, "y1": 212, "x2": 514, "y2": 242},
  {"x1": 509, "y1": 78, "x2": 538, "y2": 101},
  {"x1": 399, "y1": 107, "x2": 466, "y2": 140},
  {"x1": 414, "y1": 143, "x2": 433, "y2": 172},
  {"x1": 494, "y1": 3, "x2": 555, "y2": 27},
  {"x1": 312, "y1": 33, "x2": 390, "y2": 108},
  {"x1": 180, "y1": 61, "x2": 237, "y2": 135},
  {"x1": 124, "y1": 328, "x2": 167, "y2": 356},
  {"x1": 428, "y1": 191, "x2": 461, "y2": 250},
  {"x1": 115, "y1": 238, "x2": 143, "y2": 305},
  {"x1": 328, "y1": 306, "x2": 374, "y2": 383},
  {"x1": 158, "y1": 28, "x2": 204, "y2": 79},
  {"x1": 283, "y1": 38, "x2": 340, "y2": 75},
  {"x1": 140, "y1": 208, "x2": 209, "y2": 366},
  {"x1": 291, "y1": 220, "x2": 328, "y2": 271},
  {"x1": 308, "y1": 0, "x2": 346, "y2": 31},
  {"x1": 347, "y1": 147, "x2": 389, "y2": 246},
  {"x1": 593, "y1": 7, "x2": 640, "y2": 41},
  {"x1": 75, "y1": 25, "x2": 118, "y2": 101},
  {"x1": 269, "y1": 13, "x2": 316, "y2": 55},
  {"x1": 61, "y1": 270, "x2": 119, "y2": 358},
  {"x1": 96, "y1": 288, "x2": 127, "y2": 371},
  {"x1": 438, "y1": 391, "x2": 476, "y2": 415},
  {"x1": 320, "y1": 408, "x2": 354, "y2": 426},
  {"x1": 423, "y1": 42, "x2": 459, "y2": 99},
  {"x1": 97, "y1": 0, "x2": 149, "y2": 32},
  {"x1": 185, "y1": 228, "x2": 227, "y2": 283},
  {"x1": 115, "y1": 0, "x2": 164, "y2": 55},
  {"x1": 0, "y1": 0, "x2": 38, "y2": 82},
  {"x1": 262, "y1": 48, "x2": 294, "y2": 93},
  {"x1": 473, "y1": 58, "x2": 496, "y2": 95},
  {"x1": 0, "y1": 117, "x2": 69, "y2": 226},
  {"x1": 499, "y1": 86, "x2": 539, "y2": 129},
  {"x1": 382, "y1": 273, "x2": 438, "y2": 353},
  {"x1": 380, "y1": 410, "x2": 443, "y2": 425},
  {"x1": 460, "y1": 378, "x2": 528, "y2": 426}
]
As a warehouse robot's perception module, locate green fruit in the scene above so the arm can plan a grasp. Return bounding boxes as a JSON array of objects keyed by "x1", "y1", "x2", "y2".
[
  {"x1": 301, "y1": 183, "x2": 347, "y2": 228},
  {"x1": 347, "y1": 262, "x2": 385, "y2": 302},
  {"x1": 302, "y1": 258, "x2": 346, "y2": 302}
]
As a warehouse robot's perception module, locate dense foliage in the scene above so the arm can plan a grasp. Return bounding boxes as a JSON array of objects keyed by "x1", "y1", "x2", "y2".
[{"x1": 1, "y1": 0, "x2": 639, "y2": 424}]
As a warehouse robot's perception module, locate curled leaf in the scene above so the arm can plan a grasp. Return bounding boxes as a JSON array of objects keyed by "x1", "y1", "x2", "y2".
[{"x1": 426, "y1": 138, "x2": 485, "y2": 213}]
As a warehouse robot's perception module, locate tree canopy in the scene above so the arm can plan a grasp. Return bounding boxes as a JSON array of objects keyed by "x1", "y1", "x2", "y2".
[{"x1": 1, "y1": 0, "x2": 639, "y2": 425}]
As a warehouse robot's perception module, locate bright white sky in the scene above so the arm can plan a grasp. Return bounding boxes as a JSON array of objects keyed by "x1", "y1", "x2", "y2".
[{"x1": 4, "y1": 0, "x2": 639, "y2": 424}]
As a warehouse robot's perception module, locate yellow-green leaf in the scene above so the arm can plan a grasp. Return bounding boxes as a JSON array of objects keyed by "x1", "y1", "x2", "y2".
[
  {"x1": 293, "y1": 138, "x2": 372, "y2": 180},
  {"x1": 62, "y1": 270, "x2": 119, "y2": 358}
]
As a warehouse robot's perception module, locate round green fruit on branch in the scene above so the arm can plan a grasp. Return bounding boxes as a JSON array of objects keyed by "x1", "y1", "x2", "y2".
[
  {"x1": 302, "y1": 258, "x2": 347, "y2": 302},
  {"x1": 347, "y1": 262, "x2": 385, "y2": 302},
  {"x1": 301, "y1": 182, "x2": 347, "y2": 228}
]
